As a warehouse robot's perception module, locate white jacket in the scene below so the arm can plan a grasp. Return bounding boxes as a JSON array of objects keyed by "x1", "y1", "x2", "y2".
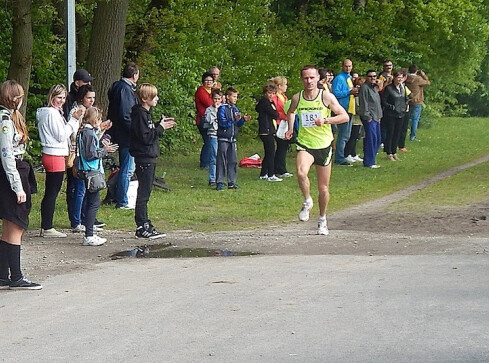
[{"x1": 36, "y1": 107, "x2": 78, "y2": 156}]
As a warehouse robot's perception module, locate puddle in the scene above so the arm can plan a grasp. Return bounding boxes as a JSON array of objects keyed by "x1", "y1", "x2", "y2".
[{"x1": 111, "y1": 243, "x2": 258, "y2": 259}]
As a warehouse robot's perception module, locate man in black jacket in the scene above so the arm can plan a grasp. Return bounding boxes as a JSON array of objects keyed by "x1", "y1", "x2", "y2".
[
  {"x1": 63, "y1": 69, "x2": 93, "y2": 119},
  {"x1": 107, "y1": 62, "x2": 139, "y2": 209}
]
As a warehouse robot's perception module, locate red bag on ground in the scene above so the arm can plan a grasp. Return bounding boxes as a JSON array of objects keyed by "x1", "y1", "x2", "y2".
[{"x1": 239, "y1": 154, "x2": 262, "y2": 168}]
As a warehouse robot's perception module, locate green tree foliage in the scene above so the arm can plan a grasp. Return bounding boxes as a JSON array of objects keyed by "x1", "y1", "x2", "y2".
[{"x1": 1, "y1": 0, "x2": 488, "y2": 157}]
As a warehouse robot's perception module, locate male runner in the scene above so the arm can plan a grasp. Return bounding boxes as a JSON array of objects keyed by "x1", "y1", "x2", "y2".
[{"x1": 285, "y1": 65, "x2": 349, "y2": 235}]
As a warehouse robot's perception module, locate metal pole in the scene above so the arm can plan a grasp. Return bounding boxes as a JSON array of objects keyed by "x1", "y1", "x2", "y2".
[{"x1": 66, "y1": 0, "x2": 76, "y2": 87}]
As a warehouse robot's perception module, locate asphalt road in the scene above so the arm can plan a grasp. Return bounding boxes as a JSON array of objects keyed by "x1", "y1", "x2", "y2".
[{"x1": 1, "y1": 254, "x2": 488, "y2": 362}]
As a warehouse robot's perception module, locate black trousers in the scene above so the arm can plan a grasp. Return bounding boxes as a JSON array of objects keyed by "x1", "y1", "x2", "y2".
[
  {"x1": 135, "y1": 162, "x2": 156, "y2": 227},
  {"x1": 398, "y1": 112, "x2": 410, "y2": 149},
  {"x1": 259, "y1": 135, "x2": 276, "y2": 177},
  {"x1": 84, "y1": 189, "x2": 100, "y2": 237},
  {"x1": 41, "y1": 171, "x2": 64, "y2": 230},
  {"x1": 383, "y1": 115, "x2": 403, "y2": 155},
  {"x1": 274, "y1": 137, "x2": 289, "y2": 175},
  {"x1": 344, "y1": 124, "x2": 362, "y2": 158}
]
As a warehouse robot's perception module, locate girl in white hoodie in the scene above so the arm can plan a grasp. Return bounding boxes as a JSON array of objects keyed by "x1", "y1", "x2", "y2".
[{"x1": 37, "y1": 84, "x2": 80, "y2": 238}]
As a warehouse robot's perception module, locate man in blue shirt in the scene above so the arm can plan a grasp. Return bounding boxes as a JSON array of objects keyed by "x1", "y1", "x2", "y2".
[{"x1": 332, "y1": 59, "x2": 358, "y2": 166}]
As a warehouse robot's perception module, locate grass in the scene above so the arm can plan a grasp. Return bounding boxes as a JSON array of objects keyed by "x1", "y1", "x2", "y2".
[
  {"x1": 394, "y1": 161, "x2": 489, "y2": 213},
  {"x1": 29, "y1": 117, "x2": 489, "y2": 232}
]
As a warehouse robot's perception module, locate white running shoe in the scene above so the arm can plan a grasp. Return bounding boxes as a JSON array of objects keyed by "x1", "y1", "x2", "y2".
[
  {"x1": 83, "y1": 235, "x2": 106, "y2": 246},
  {"x1": 40, "y1": 228, "x2": 67, "y2": 238},
  {"x1": 298, "y1": 198, "x2": 313, "y2": 222},
  {"x1": 259, "y1": 175, "x2": 269, "y2": 180},
  {"x1": 369, "y1": 164, "x2": 381, "y2": 169},
  {"x1": 279, "y1": 172, "x2": 293, "y2": 178},
  {"x1": 72, "y1": 224, "x2": 86, "y2": 233},
  {"x1": 345, "y1": 155, "x2": 355, "y2": 163},
  {"x1": 317, "y1": 216, "x2": 329, "y2": 235},
  {"x1": 352, "y1": 155, "x2": 363, "y2": 162},
  {"x1": 267, "y1": 175, "x2": 283, "y2": 182}
]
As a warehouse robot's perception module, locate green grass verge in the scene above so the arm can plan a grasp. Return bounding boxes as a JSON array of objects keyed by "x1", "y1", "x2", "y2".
[
  {"x1": 394, "y1": 160, "x2": 489, "y2": 213},
  {"x1": 29, "y1": 117, "x2": 489, "y2": 232}
]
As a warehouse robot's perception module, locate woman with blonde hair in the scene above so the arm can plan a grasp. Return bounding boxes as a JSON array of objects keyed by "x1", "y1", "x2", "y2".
[
  {"x1": 0, "y1": 80, "x2": 41, "y2": 289},
  {"x1": 37, "y1": 84, "x2": 80, "y2": 238},
  {"x1": 270, "y1": 76, "x2": 293, "y2": 178}
]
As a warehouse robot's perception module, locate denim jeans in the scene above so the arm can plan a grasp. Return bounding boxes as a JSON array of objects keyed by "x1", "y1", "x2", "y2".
[
  {"x1": 71, "y1": 176, "x2": 86, "y2": 227},
  {"x1": 409, "y1": 104, "x2": 422, "y2": 140},
  {"x1": 84, "y1": 189, "x2": 100, "y2": 237},
  {"x1": 334, "y1": 114, "x2": 352, "y2": 164},
  {"x1": 208, "y1": 136, "x2": 218, "y2": 183},
  {"x1": 115, "y1": 147, "x2": 135, "y2": 208}
]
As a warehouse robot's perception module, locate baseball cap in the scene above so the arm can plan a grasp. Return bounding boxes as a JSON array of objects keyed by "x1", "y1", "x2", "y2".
[{"x1": 73, "y1": 69, "x2": 94, "y2": 82}]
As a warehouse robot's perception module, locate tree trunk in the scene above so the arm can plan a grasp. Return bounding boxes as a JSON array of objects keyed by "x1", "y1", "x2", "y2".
[
  {"x1": 8, "y1": 0, "x2": 33, "y2": 117},
  {"x1": 354, "y1": 0, "x2": 367, "y2": 8},
  {"x1": 86, "y1": 0, "x2": 130, "y2": 114}
]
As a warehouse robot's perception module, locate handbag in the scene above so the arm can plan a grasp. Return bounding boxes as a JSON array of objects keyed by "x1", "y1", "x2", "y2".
[
  {"x1": 276, "y1": 120, "x2": 288, "y2": 140},
  {"x1": 84, "y1": 170, "x2": 107, "y2": 193}
]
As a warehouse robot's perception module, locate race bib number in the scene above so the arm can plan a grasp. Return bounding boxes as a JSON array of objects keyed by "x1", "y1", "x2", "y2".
[{"x1": 301, "y1": 112, "x2": 320, "y2": 128}]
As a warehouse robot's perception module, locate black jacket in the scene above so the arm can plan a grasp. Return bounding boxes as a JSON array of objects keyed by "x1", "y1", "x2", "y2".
[
  {"x1": 107, "y1": 79, "x2": 138, "y2": 147},
  {"x1": 381, "y1": 83, "x2": 409, "y2": 119},
  {"x1": 129, "y1": 105, "x2": 164, "y2": 163},
  {"x1": 255, "y1": 97, "x2": 278, "y2": 136},
  {"x1": 63, "y1": 82, "x2": 78, "y2": 120}
]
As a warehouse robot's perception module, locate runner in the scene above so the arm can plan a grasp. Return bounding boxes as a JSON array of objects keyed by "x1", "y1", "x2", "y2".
[{"x1": 285, "y1": 65, "x2": 348, "y2": 235}]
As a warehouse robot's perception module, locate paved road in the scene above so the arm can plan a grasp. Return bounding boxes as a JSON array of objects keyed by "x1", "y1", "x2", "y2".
[{"x1": 1, "y1": 254, "x2": 488, "y2": 362}]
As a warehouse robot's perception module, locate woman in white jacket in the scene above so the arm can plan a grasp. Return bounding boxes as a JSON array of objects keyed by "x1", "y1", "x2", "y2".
[{"x1": 37, "y1": 84, "x2": 80, "y2": 238}]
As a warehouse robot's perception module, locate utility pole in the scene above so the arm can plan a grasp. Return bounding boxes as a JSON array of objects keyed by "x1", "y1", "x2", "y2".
[{"x1": 66, "y1": 0, "x2": 76, "y2": 87}]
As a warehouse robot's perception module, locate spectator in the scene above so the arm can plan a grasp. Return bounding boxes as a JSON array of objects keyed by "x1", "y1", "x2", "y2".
[
  {"x1": 332, "y1": 59, "x2": 357, "y2": 166},
  {"x1": 405, "y1": 64, "x2": 430, "y2": 141},
  {"x1": 216, "y1": 87, "x2": 251, "y2": 191},
  {"x1": 359, "y1": 70, "x2": 383, "y2": 168},
  {"x1": 130, "y1": 84, "x2": 176, "y2": 239},
  {"x1": 271, "y1": 76, "x2": 293, "y2": 178},
  {"x1": 203, "y1": 89, "x2": 223, "y2": 186},
  {"x1": 256, "y1": 82, "x2": 281, "y2": 182},
  {"x1": 0, "y1": 80, "x2": 42, "y2": 290},
  {"x1": 381, "y1": 70, "x2": 409, "y2": 161},
  {"x1": 67, "y1": 85, "x2": 111, "y2": 233},
  {"x1": 209, "y1": 66, "x2": 222, "y2": 90},
  {"x1": 76, "y1": 107, "x2": 118, "y2": 246},
  {"x1": 194, "y1": 72, "x2": 214, "y2": 169},
  {"x1": 107, "y1": 62, "x2": 139, "y2": 209},
  {"x1": 318, "y1": 68, "x2": 334, "y2": 92},
  {"x1": 397, "y1": 69, "x2": 412, "y2": 152},
  {"x1": 63, "y1": 69, "x2": 93, "y2": 120},
  {"x1": 345, "y1": 75, "x2": 364, "y2": 163},
  {"x1": 37, "y1": 84, "x2": 80, "y2": 238},
  {"x1": 378, "y1": 60, "x2": 394, "y2": 92}
]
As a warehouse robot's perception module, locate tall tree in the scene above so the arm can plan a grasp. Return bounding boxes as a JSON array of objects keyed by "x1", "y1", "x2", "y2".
[
  {"x1": 86, "y1": 0, "x2": 130, "y2": 113},
  {"x1": 8, "y1": 0, "x2": 33, "y2": 116}
]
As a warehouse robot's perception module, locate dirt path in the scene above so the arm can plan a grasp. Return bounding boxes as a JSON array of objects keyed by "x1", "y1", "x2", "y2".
[{"x1": 21, "y1": 156, "x2": 489, "y2": 281}]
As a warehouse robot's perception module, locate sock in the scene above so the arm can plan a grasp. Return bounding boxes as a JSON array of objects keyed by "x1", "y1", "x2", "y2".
[
  {"x1": 6, "y1": 243, "x2": 22, "y2": 282},
  {"x1": 0, "y1": 240, "x2": 9, "y2": 280}
]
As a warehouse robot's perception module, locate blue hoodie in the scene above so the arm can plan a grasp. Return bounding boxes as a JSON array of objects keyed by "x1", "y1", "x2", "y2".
[{"x1": 332, "y1": 70, "x2": 352, "y2": 111}]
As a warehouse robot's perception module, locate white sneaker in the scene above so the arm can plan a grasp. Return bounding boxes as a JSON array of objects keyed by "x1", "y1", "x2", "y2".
[
  {"x1": 369, "y1": 164, "x2": 381, "y2": 169},
  {"x1": 40, "y1": 228, "x2": 67, "y2": 238},
  {"x1": 279, "y1": 172, "x2": 293, "y2": 178},
  {"x1": 267, "y1": 175, "x2": 283, "y2": 182},
  {"x1": 298, "y1": 198, "x2": 313, "y2": 222},
  {"x1": 83, "y1": 235, "x2": 106, "y2": 246},
  {"x1": 317, "y1": 216, "x2": 329, "y2": 235},
  {"x1": 352, "y1": 155, "x2": 363, "y2": 162},
  {"x1": 259, "y1": 175, "x2": 268, "y2": 180},
  {"x1": 345, "y1": 155, "x2": 355, "y2": 163},
  {"x1": 72, "y1": 224, "x2": 86, "y2": 233}
]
